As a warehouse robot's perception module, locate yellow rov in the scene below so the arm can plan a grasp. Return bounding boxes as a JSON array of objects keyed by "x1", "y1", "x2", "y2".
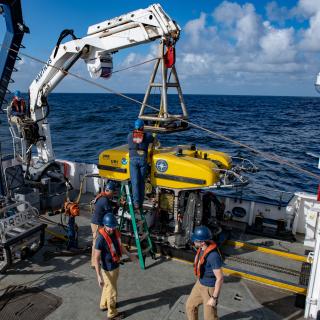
[
  {"x1": 98, "y1": 144, "x2": 234, "y2": 189},
  {"x1": 94, "y1": 33, "x2": 257, "y2": 248},
  {"x1": 96, "y1": 27, "x2": 256, "y2": 248},
  {"x1": 97, "y1": 143, "x2": 255, "y2": 248}
]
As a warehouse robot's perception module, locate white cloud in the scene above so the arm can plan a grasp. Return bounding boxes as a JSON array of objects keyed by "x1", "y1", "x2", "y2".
[
  {"x1": 290, "y1": 0, "x2": 320, "y2": 51},
  {"x1": 298, "y1": 8, "x2": 320, "y2": 51},
  {"x1": 213, "y1": 2, "x2": 261, "y2": 49},
  {"x1": 102, "y1": 0, "x2": 320, "y2": 96},
  {"x1": 235, "y1": 4, "x2": 261, "y2": 49},
  {"x1": 180, "y1": 53, "x2": 214, "y2": 76},
  {"x1": 295, "y1": 0, "x2": 320, "y2": 17},
  {"x1": 259, "y1": 25, "x2": 297, "y2": 64},
  {"x1": 184, "y1": 12, "x2": 207, "y2": 47},
  {"x1": 172, "y1": 0, "x2": 320, "y2": 95},
  {"x1": 213, "y1": 1, "x2": 243, "y2": 25},
  {"x1": 177, "y1": 1, "x2": 301, "y2": 77},
  {"x1": 265, "y1": 1, "x2": 291, "y2": 24},
  {"x1": 236, "y1": 8, "x2": 260, "y2": 48}
]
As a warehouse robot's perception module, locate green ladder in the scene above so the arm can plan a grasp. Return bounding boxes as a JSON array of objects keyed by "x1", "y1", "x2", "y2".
[{"x1": 119, "y1": 181, "x2": 155, "y2": 270}]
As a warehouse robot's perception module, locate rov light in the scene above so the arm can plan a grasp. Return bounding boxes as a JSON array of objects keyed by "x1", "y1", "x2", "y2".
[
  {"x1": 315, "y1": 72, "x2": 320, "y2": 94},
  {"x1": 86, "y1": 50, "x2": 113, "y2": 79}
]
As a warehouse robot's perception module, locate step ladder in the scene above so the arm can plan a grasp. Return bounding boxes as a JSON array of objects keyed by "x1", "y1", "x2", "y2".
[{"x1": 119, "y1": 181, "x2": 155, "y2": 270}]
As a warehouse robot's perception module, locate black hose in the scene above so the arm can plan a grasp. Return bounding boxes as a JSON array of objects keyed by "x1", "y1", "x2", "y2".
[{"x1": 53, "y1": 29, "x2": 78, "y2": 59}]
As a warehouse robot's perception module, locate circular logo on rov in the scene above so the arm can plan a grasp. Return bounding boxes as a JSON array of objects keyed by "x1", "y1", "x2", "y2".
[
  {"x1": 156, "y1": 159, "x2": 168, "y2": 173},
  {"x1": 121, "y1": 158, "x2": 128, "y2": 165}
]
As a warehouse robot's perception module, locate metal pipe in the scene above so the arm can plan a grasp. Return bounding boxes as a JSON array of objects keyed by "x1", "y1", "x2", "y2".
[
  {"x1": 172, "y1": 66, "x2": 188, "y2": 117},
  {"x1": 173, "y1": 189, "x2": 180, "y2": 233},
  {"x1": 139, "y1": 114, "x2": 187, "y2": 121},
  {"x1": 139, "y1": 58, "x2": 160, "y2": 117}
]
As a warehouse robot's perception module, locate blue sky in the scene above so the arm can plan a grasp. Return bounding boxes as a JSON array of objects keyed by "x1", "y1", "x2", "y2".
[{"x1": 1, "y1": 0, "x2": 320, "y2": 96}]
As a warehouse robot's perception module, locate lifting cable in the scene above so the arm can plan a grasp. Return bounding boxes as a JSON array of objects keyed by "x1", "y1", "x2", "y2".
[{"x1": 1, "y1": 43, "x2": 320, "y2": 182}]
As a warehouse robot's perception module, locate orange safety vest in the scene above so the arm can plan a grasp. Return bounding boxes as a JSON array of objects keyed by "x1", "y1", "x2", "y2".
[
  {"x1": 98, "y1": 228, "x2": 122, "y2": 263},
  {"x1": 11, "y1": 98, "x2": 26, "y2": 114},
  {"x1": 193, "y1": 242, "x2": 217, "y2": 278},
  {"x1": 132, "y1": 129, "x2": 144, "y2": 144},
  {"x1": 93, "y1": 192, "x2": 109, "y2": 204}
]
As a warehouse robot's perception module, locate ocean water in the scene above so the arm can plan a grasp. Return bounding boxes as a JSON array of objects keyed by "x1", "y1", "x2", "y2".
[{"x1": 1, "y1": 93, "x2": 319, "y2": 201}]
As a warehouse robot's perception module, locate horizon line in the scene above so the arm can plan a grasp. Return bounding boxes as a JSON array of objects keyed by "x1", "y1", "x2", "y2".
[{"x1": 15, "y1": 92, "x2": 320, "y2": 98}]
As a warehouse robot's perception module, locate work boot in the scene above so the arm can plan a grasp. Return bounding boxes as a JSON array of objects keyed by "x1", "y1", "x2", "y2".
[{"x1": 107, "y1": 311, "x2": 125, "y2": 319}]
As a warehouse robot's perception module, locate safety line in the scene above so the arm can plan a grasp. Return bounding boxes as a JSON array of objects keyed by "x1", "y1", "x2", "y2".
[
  {"x1": 1, "y1": 43, "x2": 320, "y2": 182},
  {"x1": 170, "y1": 256, "x2": 307, "y2": 294},
  {"x1": 221, "y1": 267, "x2": 307, "y2": 295},
  {"x1": 224, "y1": 240, "x2": 308, "y2": 262},
  {"x1": 42, "y1": 226, "x2": 310, "y2": 295}
]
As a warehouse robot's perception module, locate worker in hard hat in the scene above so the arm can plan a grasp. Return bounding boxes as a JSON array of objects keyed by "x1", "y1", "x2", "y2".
[
  {"x1": 9, "y1": 90, "x2": 27, "y2": 124},
  {"x1": 186, "y1": 226, "x2": 224, "y2": 320},
  {"x1": 91, "y1": 180, "x2": 117, "y2": 268},
  {"x1": 128, "y1": 119, "x2": 155, "y2": 210},
  {"x1": 94, "y1": 213, "x2": 137, "y2": 319}
]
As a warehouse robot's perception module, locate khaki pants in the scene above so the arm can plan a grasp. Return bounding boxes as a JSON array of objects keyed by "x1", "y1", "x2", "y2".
[
  {"x1": 100, "y1": 267, "x2": 120, "y2": 318},
  {"x1": 91, "y1": 223, "x2": 99, "y2": 267},
  {"x1": 186, "y1": 280, "x2": 218, "y2": 320}
]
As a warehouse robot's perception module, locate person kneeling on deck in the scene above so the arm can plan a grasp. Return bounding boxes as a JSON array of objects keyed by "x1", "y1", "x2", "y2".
[
  {"x1": 128, "y1": 118, "x2": 155, "y2": 210},
  {"x1": 186, "y1": 226, "x2": 224, "y2": 320},
  {"x1": 91, "y1": 181, "x2": 117, "y2": 268},
  {"x1": 94, "y1": 213, "x2": 137, "y2": 319}
]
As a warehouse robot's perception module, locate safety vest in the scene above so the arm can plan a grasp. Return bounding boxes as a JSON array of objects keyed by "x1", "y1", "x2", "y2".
[
  {"x1": 193, "y1": 242, "x2": 217, "y2": 278},
  {"x1": 98, "y1": 228, "x2": 122, "y2": 263},
  {"x1": 11, "y1": 98, "x2": 26, "y2": 114},
  {"x1": 132, "y1": 129, "x2": 144, "y2": 144},
  {"x1": 93, "y1": 192, "x2": 109, "y2": 204}
]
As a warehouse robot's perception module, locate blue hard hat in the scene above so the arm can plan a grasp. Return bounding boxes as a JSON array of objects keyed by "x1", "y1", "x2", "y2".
[
  {"x1": 191, "y1": 226, "x2": 212, "y2": 242},
  {"x1": 14, "y1": 90, "x2": 21, "y2": 98},
  {"x1": 105, "y1": 180, "x2": 116, "y2": 192},
  {"x1": 134, "y1": 119, "x2": 144, "y2": 130},
  {"x1": 102, "y1": 213, "x2": 118, "y2": 228}
]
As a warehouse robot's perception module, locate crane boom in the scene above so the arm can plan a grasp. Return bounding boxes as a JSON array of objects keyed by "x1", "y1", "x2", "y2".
[{"x1": 28, "y1": 3, "x2": 180, "y2": 163}]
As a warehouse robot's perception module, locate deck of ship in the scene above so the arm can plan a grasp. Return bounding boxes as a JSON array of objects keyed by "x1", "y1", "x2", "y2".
[{"x1": 0, "y1": 195, "x2": 308, "y2": 320}]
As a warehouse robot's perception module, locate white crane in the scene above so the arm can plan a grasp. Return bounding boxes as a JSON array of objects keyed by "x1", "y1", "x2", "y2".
[{"x1": 19, "y1": 4, "x2": 180, "y2": 174}]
